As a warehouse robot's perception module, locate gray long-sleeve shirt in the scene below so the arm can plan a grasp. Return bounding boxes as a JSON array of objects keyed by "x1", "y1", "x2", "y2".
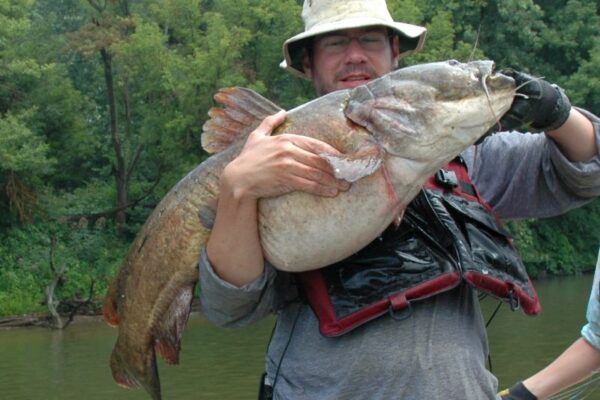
[{"x1": 199, "y1": 109, "x2": 600, "y2": 400}]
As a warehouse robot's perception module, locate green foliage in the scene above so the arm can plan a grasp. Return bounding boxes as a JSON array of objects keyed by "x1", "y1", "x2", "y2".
[
  {"x1": 0, "y1": 111, "x2": 54, "y2": 175},
  {"x1": 0, "y1": 220, "x2": 128, "y2": 316},
  {"x1": 0, "y1": 0, "x2": 599, "y2": 316},
  {"x1": 508, "y1": 200, "x2": 600, "y2": 276}
]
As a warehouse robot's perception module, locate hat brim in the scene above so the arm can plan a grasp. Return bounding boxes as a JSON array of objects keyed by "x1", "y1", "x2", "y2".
[{"x1": 280, "y1": 18, "x2": 427, "y2": 79}]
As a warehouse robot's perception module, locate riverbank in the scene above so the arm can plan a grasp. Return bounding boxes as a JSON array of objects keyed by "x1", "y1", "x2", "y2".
[{"x1": 0, "y1": 298, "x2": 203, "y2": 329}]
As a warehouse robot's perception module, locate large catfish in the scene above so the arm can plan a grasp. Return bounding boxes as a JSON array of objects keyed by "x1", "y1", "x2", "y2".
[{"x1": 103, "y1": 60, "x2": 516, "y2": 399}]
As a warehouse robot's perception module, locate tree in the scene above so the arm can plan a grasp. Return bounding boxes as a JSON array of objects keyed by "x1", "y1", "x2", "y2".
[
  {"x1": 0, "y1": 0, "x2": 57, "y2": 224},
  {"x1": 68, "y1": 0, "x2": 136, "y2": 225}
]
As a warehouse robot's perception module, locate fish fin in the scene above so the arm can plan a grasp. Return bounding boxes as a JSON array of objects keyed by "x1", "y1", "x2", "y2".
[
  {"x1": 393, "y1": 209, "x2": 405, "y2": 227},
  {"x1": 198, "y1": 204, "x2": 216, "y2": 230},
  {"x1": 110, "y1": 339, "x2": 162, "y2": 400},
  {"x1": 319, "y1": 143, "x2": 384, "y2": 182},
  {"x1": 102, "y1": 279, "x2": 120, "y2": 327},
  {"x1": 345, "y1": 78, "x2": 433, "y2": 142},
  {"x1": 154, "y1": 285, "x2": 194, "y2": 365},
  {"x1": 202, "y1": 87, "x2": 283, "y2": 154}
]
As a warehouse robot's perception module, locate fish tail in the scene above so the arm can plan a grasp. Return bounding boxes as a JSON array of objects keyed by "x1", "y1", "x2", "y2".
[
  {"x1": 110, "y1": 338, "x2": 162, "y2": 400},
  {"x1": 153, "y1": 284, "x2": 194, "y2": 364},
  {"x1": 201, "y1": 87, "x2": 283, "y2": 154}
]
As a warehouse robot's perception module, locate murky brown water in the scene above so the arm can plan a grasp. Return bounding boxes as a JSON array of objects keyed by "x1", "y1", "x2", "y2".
[{"x1": 0, "y1": 273, "x2": 595, "y2": 400}]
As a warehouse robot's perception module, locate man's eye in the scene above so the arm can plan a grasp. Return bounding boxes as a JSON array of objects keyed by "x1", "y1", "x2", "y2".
[
  {"x1": 323, "y1": 37, "x2": 347, "y2": 47},
  {"x1": 361, "y1": 34, "x2": 385, "y2": 44}
]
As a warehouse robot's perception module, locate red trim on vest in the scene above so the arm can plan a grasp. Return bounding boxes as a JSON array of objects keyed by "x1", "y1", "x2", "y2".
[
  {"x1": 300, "y1": 271, "x2": 462, "y2": 337},
  {"x1": 464, "y1": 271, "x2": 541, "y2": 315}
]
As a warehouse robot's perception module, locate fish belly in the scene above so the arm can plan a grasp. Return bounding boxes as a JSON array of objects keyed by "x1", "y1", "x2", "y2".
[{"x1": 259, "y1": 170, "x2": 398, "y2": 272}]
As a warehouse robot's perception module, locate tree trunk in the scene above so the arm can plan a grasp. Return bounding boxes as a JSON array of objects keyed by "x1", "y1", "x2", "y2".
[
  {"x1": 46, "y1": 234, "x2": 65, "y2": 329},
  {"x1": 100, "y1": 48, "x2": 128, "y2": 225}
]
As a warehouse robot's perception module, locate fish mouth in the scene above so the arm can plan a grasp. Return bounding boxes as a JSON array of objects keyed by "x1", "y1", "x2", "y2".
[
  {"x1": 485, "y1": 69, "x2": 516, "y2": 92},
  {"x1": 475, "y1": 61, "x2": 515, "y2": 89}
]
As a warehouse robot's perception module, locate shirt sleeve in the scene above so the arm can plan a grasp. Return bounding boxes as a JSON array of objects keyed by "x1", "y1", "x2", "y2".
[
  {"x1": 463, "y1": 108, "x2": 600, "y2": 219},
  {"x1": 198, "y1": 247, "x2": 281, "y2": 328},
  {"x1": 199, "y1": 248, "x2": 297, "y2": 328},
  {"x1": 582, "y1": 249, "x2": 600, "y2": 351}
]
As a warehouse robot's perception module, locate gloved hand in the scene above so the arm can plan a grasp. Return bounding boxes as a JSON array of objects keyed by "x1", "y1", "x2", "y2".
[
  {"x1": 498, "y1": 381, "x2": 538, "y2": 400},
  {"x1": 493, "y1": 69, "x2": 571, "y2": 133}
]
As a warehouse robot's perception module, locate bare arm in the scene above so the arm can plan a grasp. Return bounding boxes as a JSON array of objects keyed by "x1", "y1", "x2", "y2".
[
  {"x1": 546, "y1": 108, "x2": 597, "y2": 161},
  {"x1": 522, "y1": 337, "x2": 600, "y2": 399},
  {"x1": 206, "y1": 111, "x2": 350, "y2": 287}
]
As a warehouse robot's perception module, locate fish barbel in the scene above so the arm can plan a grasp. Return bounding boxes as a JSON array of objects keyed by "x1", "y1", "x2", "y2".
[{"x1": 103, "y1": 60, "x2": 516, "y2": 399}]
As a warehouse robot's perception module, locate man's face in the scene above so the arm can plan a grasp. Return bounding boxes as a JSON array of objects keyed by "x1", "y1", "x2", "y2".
[{"x1": 303, "y1": 27, "x2": 400, "y2": 96}]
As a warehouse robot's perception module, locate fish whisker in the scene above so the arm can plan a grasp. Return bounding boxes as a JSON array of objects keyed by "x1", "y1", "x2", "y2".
[
  {"x1": 480, "y1": 73, "x2": 501, "y2": 129},
  {"x1": 515, "y1": 76, "x2": 545, "y2": 93}
]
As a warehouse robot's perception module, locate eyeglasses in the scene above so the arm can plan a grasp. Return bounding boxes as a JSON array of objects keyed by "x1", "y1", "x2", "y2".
[{"x1": 315, "y1": 31, "x2": 391, "y2": 54}]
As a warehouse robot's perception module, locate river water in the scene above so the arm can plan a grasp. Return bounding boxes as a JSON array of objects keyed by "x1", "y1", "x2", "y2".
[{"x1": 0, "y1": 274, "x2": 595, "y2": 400}]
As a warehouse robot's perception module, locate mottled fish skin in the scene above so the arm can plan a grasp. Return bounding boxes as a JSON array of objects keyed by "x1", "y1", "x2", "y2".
[{"x1": 103, "y1": 60, "x2": 515, "y2": 399}]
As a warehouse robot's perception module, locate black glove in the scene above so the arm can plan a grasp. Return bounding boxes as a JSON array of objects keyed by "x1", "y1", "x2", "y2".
[
  {"x1": 498, "y1": 381, "x2": 538, "y2": 400},
  {"x1": 494, "y1": 69, "x2": 571, "y2": 133}
]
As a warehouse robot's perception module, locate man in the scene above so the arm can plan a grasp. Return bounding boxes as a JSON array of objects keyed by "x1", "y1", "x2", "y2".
[{"x1": 200, "y1": 0, "x2": 600, "y2": 399}]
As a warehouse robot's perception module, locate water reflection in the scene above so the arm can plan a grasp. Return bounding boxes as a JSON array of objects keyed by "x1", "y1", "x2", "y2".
[
  {"x1": 0, "y1": 315, "x2": 274, "y2": 400},
  {"x1": 0, "y1": 274, "x2": 595, "y2": 400}
]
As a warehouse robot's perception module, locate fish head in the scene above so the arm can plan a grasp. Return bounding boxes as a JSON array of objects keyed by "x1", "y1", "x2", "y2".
[{"x1": 345, "y1": 60, "x2": 516, "y2": 161}]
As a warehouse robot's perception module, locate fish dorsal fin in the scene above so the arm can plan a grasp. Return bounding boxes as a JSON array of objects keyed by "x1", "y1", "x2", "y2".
[{"x1": 201, "y1": 87, "x2": 283, "y2": 154}]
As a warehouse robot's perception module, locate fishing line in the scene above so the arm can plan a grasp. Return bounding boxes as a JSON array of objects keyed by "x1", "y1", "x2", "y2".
[
  {"x1": 548, "y1": 371, "x2": 600, "y2": 400},
  {"x1": 468, "y1": 23, "x2": 482, "y2": 62},
  {"x1": 271, "y1": 303, "x2": 302, "y2": 392},
  {"x1": 485, "y1": 299, "x2": 502, "y2": 328},
  {"x1": 484, "y1": 299, "x2": 503, "y2": 373}
]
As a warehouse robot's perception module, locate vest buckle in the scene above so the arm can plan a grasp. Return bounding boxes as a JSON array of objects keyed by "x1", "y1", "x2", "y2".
[{"x1": 435, "y1": 169, "x2": 459, "y2": 188}]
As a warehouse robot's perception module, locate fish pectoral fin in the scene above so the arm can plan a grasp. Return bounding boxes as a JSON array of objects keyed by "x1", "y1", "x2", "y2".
[
  {"x1": 153, "y1": 284, "x2": 194, "y2": 365},
  {"x1": 102, "y1": 279, "x2": 121, "y2": 327},
  {"x1": 393, "y1": 208, "x2": 405, "y2": 226},
  {"x1": 102, "y1": 296, "x2": 120, "y2": 327},
  {"x1": 198, "y1": 205, "x2": 216, "y2": 230},
  {"x1": 201, "y1": 87, "x2": 283, "y2": 154},
  {"x1": 319, "y1": 151, "x2": 383, "y2": 182}
]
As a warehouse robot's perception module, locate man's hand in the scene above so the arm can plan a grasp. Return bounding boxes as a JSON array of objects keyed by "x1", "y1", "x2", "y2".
[
  {"x1": 221, "y1": 110, "x2": 351, "y2": 200},
  {"x1": 207, "y1": 111, "x2": 350, "y2": 286},
  {"x1": 498, "y1": 382, "x2": 538, "y2": 400},
  {"x1": 494, "y1": 69, "x2": 571, "y2": 133}
]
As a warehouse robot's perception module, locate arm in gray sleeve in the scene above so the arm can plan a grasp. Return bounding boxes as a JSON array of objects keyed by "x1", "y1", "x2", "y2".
[
  {"x1": 198, "y1": 247, "x2": 282, "y2": 328},
  {"x1": 464, "y1": 108, "x2": 600, "y2": 219},
  {"x1": 582, "y1": 249, "x2": 600, "y2": 350}
]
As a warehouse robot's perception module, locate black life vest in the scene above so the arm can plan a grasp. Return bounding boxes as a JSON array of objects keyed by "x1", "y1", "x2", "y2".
[{"x1": 297, "y1": 158, "x2": 541, "y2": 337}]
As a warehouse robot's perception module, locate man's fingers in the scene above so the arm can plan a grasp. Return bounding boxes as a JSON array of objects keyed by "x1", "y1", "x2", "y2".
[
  {"x1": 285, "y1": 175, "x2": 349, "y2": 197},
  {"x1": 253, "y1": 110, "x2": 287, "y2": 137},
  {"x1": 289, "y1": 134, "x2": 342, "y2": 157},
  {"x1": 297, "y1": 165, "x2": 351, "y2": 191}
]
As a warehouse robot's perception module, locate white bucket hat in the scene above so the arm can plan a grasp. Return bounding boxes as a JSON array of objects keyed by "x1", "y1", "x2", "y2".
[{"x1": 281, "y1": 0, "x2": 427, "y2": 79}]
